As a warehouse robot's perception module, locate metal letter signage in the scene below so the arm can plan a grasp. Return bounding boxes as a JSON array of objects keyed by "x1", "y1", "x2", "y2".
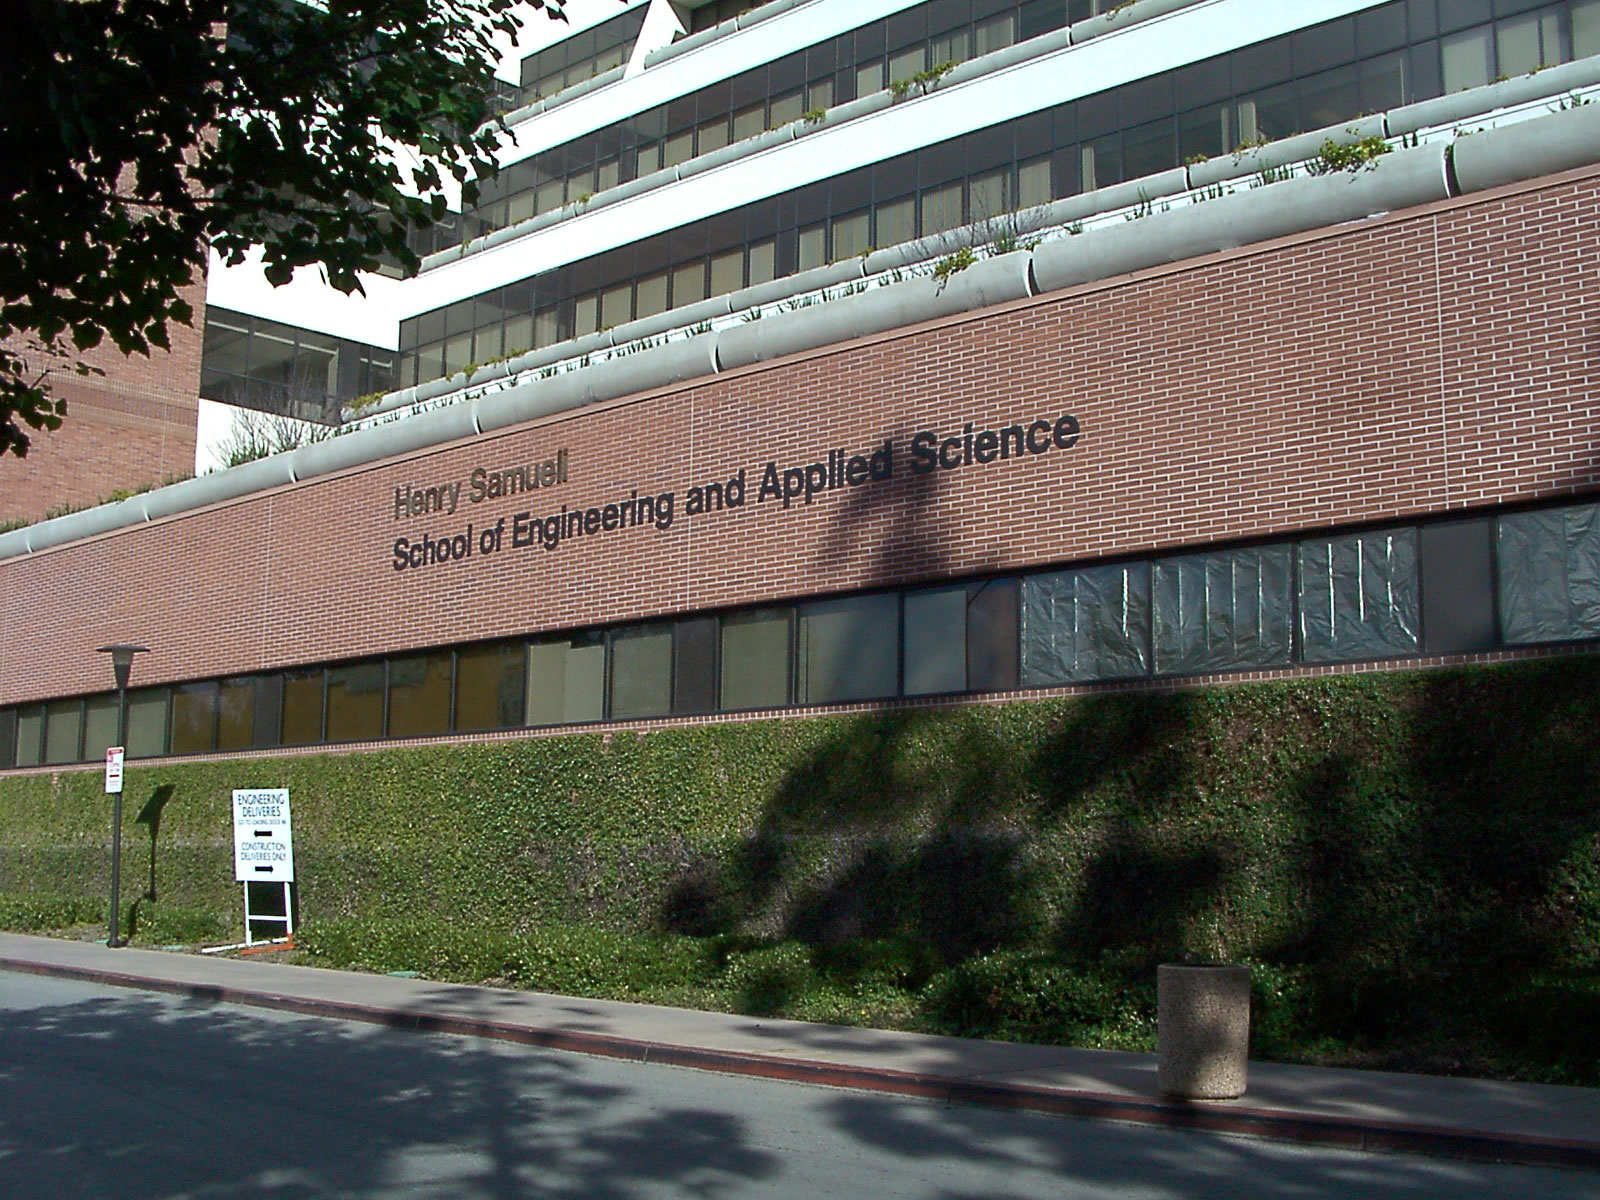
[{"x1": 232, "y1": 788, "x2": 294, "y2": 883}]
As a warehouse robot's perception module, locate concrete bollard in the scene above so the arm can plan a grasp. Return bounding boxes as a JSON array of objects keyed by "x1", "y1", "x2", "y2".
[{"x1": 1157, "y1": 963, "x2": 1251, "y2": 1099}]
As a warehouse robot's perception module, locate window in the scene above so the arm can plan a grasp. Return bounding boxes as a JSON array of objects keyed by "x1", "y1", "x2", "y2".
[
  {"x1": 674, "y1": 617, "x2": 718, "y2": 715},
  {"x1": 905, "y1": 586, "x2": 967, "y2": 695},
  {"x1": 83, "y1": 696, "x2": 119, "y2": 761},
  {"x1": 1496, "y1": 11, "x2": 1562, "y2": 77},
  {"x1": 526, "y1": 632, "x2": 606, "y2": 725},
  {"x1": 387, "y1": 651, "x2": 453, "y2": 737},
  {"x1": 975, "y1": 13, "x2": 1015, "y2": 55},
  {"x1": 1297, "y1": 528, "x2": 1420, "y2": 663},
  {"x1": 0, "y1": 708, "x2": 15, "y2": 769},
  {"x1": 610, "y1": 624, "x2": 674, "y2": 719},
  {"x1": 16, "y1": 707, "x2": 43, "y2": 767},
  {"x1": 1498, "y1": 503, "x2": 1600, "y2": 645},
  {"x1": 455, "y1": 642, "x2": 525, "y2": 731},
  {"x1": 326, "y1": 662, "x2": 385, "y2": 741},
  {"x1": 889, "y1": 45, "x2": 925, "y2": 85},
  {"x1": 281, "y1": 671, "x2": 323, "y2": 745},
  {"x1": 769, "y1": 90, "x2": 804, "y2": 127},
  {"x1": 856, "y1": 59, "x2": 885, "y2": 96},
  {"x1": 832, "y1": 210, "x2": 871, "y2": 259},
  {"x1": 1421, "y1": 518, "x2": 1497, "y2": 654},
  {"x1": 1022, "y1": 564, "x2": 1151, "y2": 685},
  {"x1": 601, "y1": 283, "x2": 633, "y2": 329},
  {"x1": 1017, "y1": 156, "x2": 1052, "y2": 209},
  {"x1": 875, "y1": 195, "x2": 916, "y2": 247},
  {"x1": 1442, "y1": 27, "x2": 1492, "y2": 91},
  {"x1": 126, "y1": 688, "x2": 170, "y2": 758},
  {"x1": 733, "y1": 103, "x2": 765, "y2": 141},
  {"x1": 748, "y1": 240, "x2": 776, "y2": 285},
  {"x1": 170, "y1": 683, "x2": 218, "y2": 755},
  {"x1": 798, "y1": 223, "x2": 827, "y2": 271},
  {"x1": 1577, "y1": 0, "x2": 1600, "y2": 57},
  {"x1": 673, "y1": 262, "x2": 707, "y2": 307},
  {"x1": 721, "y1": 609, "x2": 792, "y2": 710},
  {"x1": 921, "y1": 182, "x2": 964, "y2": 234},
  {"x1": 43, "y1": 699, "x2": 83, "y2": 764},
  {"x1": 798, "y1": 593, "x2": 899, "y2": 703},
  {"x1": 1153, "y1": 546, "x2": 1293, "y2": 674}
]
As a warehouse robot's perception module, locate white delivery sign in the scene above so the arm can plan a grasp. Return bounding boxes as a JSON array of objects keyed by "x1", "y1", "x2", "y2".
[{"x1": 232, "y1": 788, "x2": 294, "y2": 882}]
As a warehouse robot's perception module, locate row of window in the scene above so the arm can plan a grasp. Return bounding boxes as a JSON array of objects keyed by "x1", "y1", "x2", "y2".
[
  {"x1": 512, "y1": 6, "x2": 648, "y2": 111},
  {"x1": 200, "y1": 309, "x2": 397, "y2": 424},
  {"x1": 4, "y1": 501, "x2": 1595, "y2": 769},
  {"x1": 412, "y1": 0, "x2": 1081, "y2": 261},
  {"x1": 392, "y1": 0, "x2": 1600, "y2": 391}
]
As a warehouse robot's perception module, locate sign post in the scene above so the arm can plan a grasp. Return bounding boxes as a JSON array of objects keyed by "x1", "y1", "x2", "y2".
[
  {"x1": 231, "y1": 788, "x2": 294, "y2": 945},
  {"x1": 104, "y1": 747, "x2": 124, "y2": 794}
]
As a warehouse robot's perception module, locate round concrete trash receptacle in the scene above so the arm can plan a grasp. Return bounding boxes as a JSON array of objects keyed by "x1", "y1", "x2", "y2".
[{"x1": 1157, "y1": 963, "x2": 1251, "y2": 1100}]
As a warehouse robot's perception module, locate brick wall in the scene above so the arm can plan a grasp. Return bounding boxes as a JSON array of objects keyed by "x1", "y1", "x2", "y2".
[
  {"x1": 0, "y1": 280, "x2": 205, "y2": 524},
  {"x1": 2, "y1": 171, "x2": 1596, "y2": 705}
]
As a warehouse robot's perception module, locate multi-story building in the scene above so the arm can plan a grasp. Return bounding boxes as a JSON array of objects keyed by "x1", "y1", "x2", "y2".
[{"x1": 1, "y1": 0, "x2": 1597, "y2": 766}]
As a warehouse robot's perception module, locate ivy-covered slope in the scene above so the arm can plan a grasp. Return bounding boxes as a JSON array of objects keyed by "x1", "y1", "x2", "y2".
[{"x1": 2, "y1": 658, "x2": 1597, "y2": 1080}]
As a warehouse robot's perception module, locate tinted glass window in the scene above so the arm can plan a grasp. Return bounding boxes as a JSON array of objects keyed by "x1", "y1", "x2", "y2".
[{"x1": 798, "y1": 593, "x2": 899, "y2": 703}]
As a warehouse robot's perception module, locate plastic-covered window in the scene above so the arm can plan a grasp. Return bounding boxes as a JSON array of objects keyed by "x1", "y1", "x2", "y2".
[
  {"x1": 1021, "y1": 563, "x2": 1151, "y2": 685},
  {"x1": 1298, "y1": 528, "x2": 1419, "y2": 663},
  {"x1": 1153, "y1": 546, "x2": 1293, "y2": 674},
  {"x1": 1497, "y1": 503, "x2": 1600, "y2": 645}
]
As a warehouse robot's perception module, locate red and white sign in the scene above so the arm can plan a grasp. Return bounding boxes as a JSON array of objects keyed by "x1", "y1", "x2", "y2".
[{"x1": 104, "y1": 747, "x2": 124, "y2": 795}]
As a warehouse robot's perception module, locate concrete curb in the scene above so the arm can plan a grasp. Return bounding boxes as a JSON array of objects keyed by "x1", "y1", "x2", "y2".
[{"x1": 5, "y1": 953, "x2": 1599, "y2": 1171}]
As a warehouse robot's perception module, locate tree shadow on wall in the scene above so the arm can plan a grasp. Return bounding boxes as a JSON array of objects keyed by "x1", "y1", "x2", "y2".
[
  {"x1": 1262, "y1": 661, "x2": 1600, "y2": 1079},
  {"x1": 659, "y1": 415, "x2": 1240, "y2": 1034}
]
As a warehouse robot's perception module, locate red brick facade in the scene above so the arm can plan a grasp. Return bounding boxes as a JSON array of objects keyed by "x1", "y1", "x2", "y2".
[
  {"x1": 1, "y1": 170, "x2": 1596, "y2": 706},
  {"x1": 0, "y1": 280, "x2": 205, "y2": 525}
]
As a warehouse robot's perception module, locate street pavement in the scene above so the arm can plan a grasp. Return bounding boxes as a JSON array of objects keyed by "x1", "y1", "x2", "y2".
[{"x1": 2, "y1": 931, "x2": 1597, "y2": 1171}]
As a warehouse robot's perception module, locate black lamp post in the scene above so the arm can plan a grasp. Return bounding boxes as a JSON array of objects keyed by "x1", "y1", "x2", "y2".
[{"x1": 96, "y1": 643, "x2": 147, "y2": 947}]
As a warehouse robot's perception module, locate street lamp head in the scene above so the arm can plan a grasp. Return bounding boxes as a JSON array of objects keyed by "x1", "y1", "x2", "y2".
[{"x1": 96, "y1": 643, "x2": 148, "y2": 691}]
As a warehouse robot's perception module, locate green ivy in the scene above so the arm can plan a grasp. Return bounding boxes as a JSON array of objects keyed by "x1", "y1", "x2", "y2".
[{"x1": 2, "y1": 659, "x2": 1597, "y2": 1081}]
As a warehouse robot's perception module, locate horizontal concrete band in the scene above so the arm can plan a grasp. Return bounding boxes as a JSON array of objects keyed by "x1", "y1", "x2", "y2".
[{"x1": 5, "y1": 952, "x2": 1598, "y2": 1171}]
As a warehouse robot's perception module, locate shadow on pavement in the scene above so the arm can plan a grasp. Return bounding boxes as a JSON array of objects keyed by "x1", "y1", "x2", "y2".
[{"x1": 0, "y1": 984, "x2": 777, "y2": 1199}]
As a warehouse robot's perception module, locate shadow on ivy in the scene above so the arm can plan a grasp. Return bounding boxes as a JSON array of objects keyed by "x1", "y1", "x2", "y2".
[
  {"x1": 657, "y1": 414, "x2": 1236, "y2": 1037},
  {"x1": 1261, "y1": 661, "x2": 1600, "y2": 1080},
  {"x1": 122, "y1": 782, "x2": 175, "y2": 940}
]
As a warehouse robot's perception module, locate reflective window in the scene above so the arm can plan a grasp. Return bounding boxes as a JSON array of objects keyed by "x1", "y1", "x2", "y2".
[
  {"x1": 170, "y1": 683, "x2": 218, "y2": 755},
  {"x1": 905, "y1": 587, "x2": 967, "y2": 695},
  {"x1": 83, "y1": 696, "x2": 119, "y2": 761},
  {"x1": 610, "y1": 624, "x2": 674, "y2": 719},
  {"x1": 721, "y1": 609, "x2": 792, "y2": 710},
  {"x1": 43, "y1": 700, "x2": 83, "y2": 765},
  {"x1": 126, "y1": 688, "x2": 169, "y2": 759},
  {"x1": 526, "y1": 632, "x2": 606, "y2": 725},
  {"x1": 326, "y1": 662, "x2": 385, "y2": 742},
  {"x1": 281, "y1": 670, "x2": 324, "y2": 745},
  {"x1": 16, "y1": 707, "x2": 43, "y2": 767},
  {"x1": 798, "y1": 593, "x2": 899, "y2": 703},
  {"x1": 387, "y1": 651, "x2": 453, "y2": 738},
  {"x1": 456, "y1": 643, "x2": 526, "y2": 731}
]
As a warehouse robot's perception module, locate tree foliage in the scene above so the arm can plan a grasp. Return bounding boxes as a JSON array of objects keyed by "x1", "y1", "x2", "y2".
[{"x1": 0, "y1": 0, "x2": 568, "y2": 457}]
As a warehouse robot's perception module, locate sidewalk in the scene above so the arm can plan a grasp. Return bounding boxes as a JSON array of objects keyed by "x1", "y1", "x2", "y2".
[{"x1": 3, "y1": 931, "x2": 1597, "y2": 1171}]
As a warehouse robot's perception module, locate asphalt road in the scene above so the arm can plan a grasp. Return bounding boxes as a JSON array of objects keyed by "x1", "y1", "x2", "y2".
[{"x1": 2, "y1": 969, "x2": 1596, "y2": 1199}]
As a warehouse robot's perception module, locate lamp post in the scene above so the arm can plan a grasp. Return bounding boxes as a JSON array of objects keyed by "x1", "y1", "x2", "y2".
[{"x1": 96, "y1": 643, "x2": 147, "y2": 947}]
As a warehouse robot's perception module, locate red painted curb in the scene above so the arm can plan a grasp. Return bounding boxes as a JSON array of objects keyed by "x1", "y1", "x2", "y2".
[{"x1": 6, "y1": 954, "x2": 1598, "y2": 1171}]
